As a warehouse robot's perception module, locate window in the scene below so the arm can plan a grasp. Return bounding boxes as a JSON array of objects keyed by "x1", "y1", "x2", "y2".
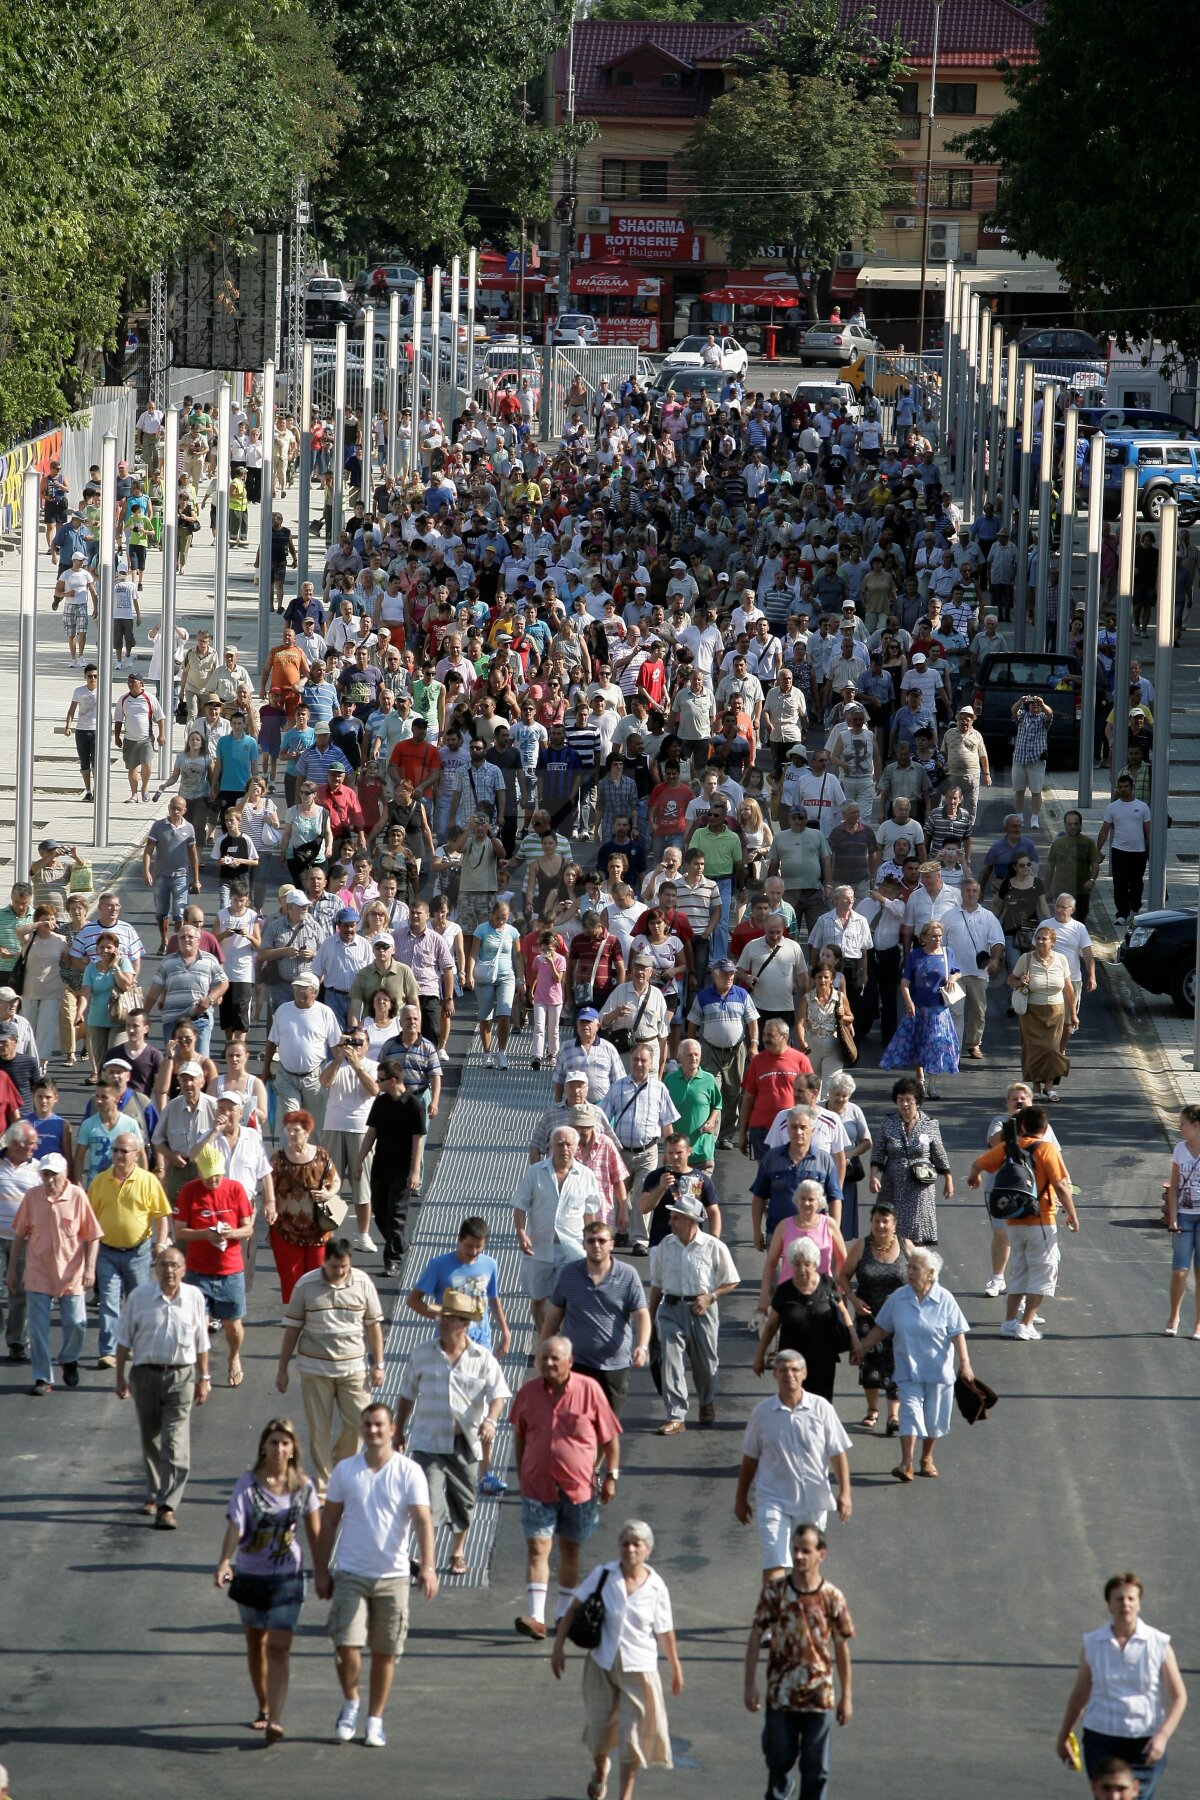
[
  {"x1": 934, "y1": 82, "x2": 977, "y2": 114},
  {"x1": 639, "y1": 161, "x2": 668, "y2": 200},
  {"x1": 600, "y1": 159, "x2": 668, "y2": 201},
  {"x1": 895, "y1": 81, "x2": 919, "y2": 113},
  {"x1": 660, "y1": 71, "x2": 682, "y2": 89},
  {"x1": 615, "y1": 69, "x2": 633, "y2": 86},
  {"x1": 1137, "y1": 447, "x2": 1164, "y2": 466},
  {"x1": 1165, "y1": 447, "x2": 1194, "y2": 467},
  {"x1": 928, "y1": 169, "x2": 973, "y2": 209}
]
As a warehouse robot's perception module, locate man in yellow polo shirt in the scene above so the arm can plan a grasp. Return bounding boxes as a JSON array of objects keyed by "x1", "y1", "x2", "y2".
[
  {"x1": 89, "y1": 1137, "x2": 172, "y2": 1370},
  {"x1": 687, "y1": 796, "x2": 744, "y2": 962}
]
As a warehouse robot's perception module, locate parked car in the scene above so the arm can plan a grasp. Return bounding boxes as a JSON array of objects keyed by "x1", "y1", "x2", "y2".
[
  {"x1": 1100, "y1": 434, "x2": 1200, "y2": 520},
  {"x1": 791, "y1": 377, "x2": 862, "y2": 420},
  {"x1": 660, "y1": 333, "x2": 748, "y2": 379},
  {"x1": 303, "y1": 294, "x2": 360, "y2": 339},
  {"x1": 1014, "y1": 327, "x2": 1106, "y2": 362},
  {"x1": 355, "y1": 263, "x2": 421, "y2": 297},
  {"x1": 1119, "y1": 908, "x2": 1197, "y2": 1015},
  {"x1": 971, "y1": 651, "x2": 1084, "y2": 769},
  {"x1": 306, "y1": 276, "x2": 351, "y2": 303},
  {"x1": 798, "y1": 319, "x2": 881, "y2": 367},
  {"x1": 549, "y1": 313, "x2": 600, "y2": 346},
  {"x1": 647, "y1": 366, "x2": 743, "y2": 425}
]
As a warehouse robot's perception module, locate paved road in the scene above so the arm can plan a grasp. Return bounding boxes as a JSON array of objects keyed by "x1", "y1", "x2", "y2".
[{"x1": 3, "y1": 782, "x2": 1199, "y2": 1799}]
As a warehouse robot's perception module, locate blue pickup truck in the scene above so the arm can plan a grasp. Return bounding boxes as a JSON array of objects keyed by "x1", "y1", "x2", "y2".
[{"x1": 1098, "y1": 433, "x2": 1200, "y2": 520}]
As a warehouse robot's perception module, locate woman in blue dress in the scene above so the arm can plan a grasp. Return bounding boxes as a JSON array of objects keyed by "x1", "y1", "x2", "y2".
[{"x1": 880, "y1": 920, "x2": 961, "y2": 1098}]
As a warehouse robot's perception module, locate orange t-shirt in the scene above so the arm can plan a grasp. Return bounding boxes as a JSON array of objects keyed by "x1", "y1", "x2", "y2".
[{"x1": 976, "y1": 1134, "x2": 1067, "y2": 1228}]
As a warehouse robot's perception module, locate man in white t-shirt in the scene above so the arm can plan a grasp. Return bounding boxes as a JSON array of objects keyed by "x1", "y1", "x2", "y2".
[
  {"x1": 113, "y1": 673, "x2": 165, "y2": 802},
  {"x1": 320, "y1": 1029, "x2": 381, "y2": 1251},
  {"x1": 1048, "y1": 893, "x2": 1096, "y2": 1023},
  {"x1": 313, "y1": 1401, "x2": 437, "y2": 1749},
  {"x1": 1096, "y1": 775, "x2": 1151, "y2": 926}
]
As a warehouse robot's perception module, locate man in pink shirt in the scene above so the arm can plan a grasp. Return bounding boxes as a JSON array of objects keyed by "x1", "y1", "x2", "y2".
[
  {"x1": 7, "y1": 1152, "x2": 102, "y2": 1394},
  {"x1": 508, "y1": 1335, "x2": 621, "y2": 1641}
]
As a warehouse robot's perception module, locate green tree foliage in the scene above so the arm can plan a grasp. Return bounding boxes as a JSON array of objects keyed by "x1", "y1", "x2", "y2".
[
  {"x1": 310, "y1": 0, "x2": 591, "y2": 262},
  {"x1": 0, "y1": 0, "x2": 348, "y2": 439},
  {"x1": 592, "y1": 0, "x2": 760, "y2": 22},
  {"x1": 747, "y1": 0, "x2": 910, "y2": 102},
  {"x1": 953, "y1": 4, "x2": 1200, "y2": 358},
  {"x1": 678, "y1": 67, "x2": 898, "y2": 297}
]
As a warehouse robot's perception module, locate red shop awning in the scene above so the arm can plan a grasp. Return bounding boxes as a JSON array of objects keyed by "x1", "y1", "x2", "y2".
[
  {"x1": 830, "y1": 265, "x2": 862, "y2": 297},
  {"x1": 570, "y1": 263, "x2": 662, "y2": 298},
  {"x1": 704, "y1": 284, "x2": 796, "y2": 308}
]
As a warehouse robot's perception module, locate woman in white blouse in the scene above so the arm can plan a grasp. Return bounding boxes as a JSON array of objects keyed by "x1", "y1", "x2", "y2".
[{"x1": 552, "y1": 1519, "x2": 683, "y2": 1800}]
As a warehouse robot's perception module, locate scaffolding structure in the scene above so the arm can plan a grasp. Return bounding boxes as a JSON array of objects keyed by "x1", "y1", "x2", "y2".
[
  {"x1": 286, "y1": 174, "x2": 310, "y2": 416},
  {"x1": 148, "y1": 269, "x2": 168, "y2": 408}
]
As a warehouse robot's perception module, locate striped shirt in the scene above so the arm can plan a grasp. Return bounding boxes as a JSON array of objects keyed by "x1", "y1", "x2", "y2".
[
  {"x1": 398, "y1": 1336, "x2": 510, "y2": 1457},
  {"x1": 672, "y1": 876, "x2": 719, "y2": 939},
  {"x1": 282, "y1": 1265, "x2": 383, "y2": 1377}
]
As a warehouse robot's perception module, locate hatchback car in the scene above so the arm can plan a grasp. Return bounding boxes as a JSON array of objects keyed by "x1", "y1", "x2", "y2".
[
  {"x1": 1119, "y1": 909, "x2": 1197, "y2": 1015},
  {"x1": 549, "y1": 313, "x2": 600, "y2": 346}
]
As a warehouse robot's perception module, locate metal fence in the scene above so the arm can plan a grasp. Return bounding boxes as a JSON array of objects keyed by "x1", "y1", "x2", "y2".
[{"x1": 545, "y1": 344, "x2": 638, "y2": 440}]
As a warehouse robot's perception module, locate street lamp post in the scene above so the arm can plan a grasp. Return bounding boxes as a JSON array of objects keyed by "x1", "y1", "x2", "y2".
[{"x1": 1147, "y1": 502, "x2": 1176, "y2": 911}]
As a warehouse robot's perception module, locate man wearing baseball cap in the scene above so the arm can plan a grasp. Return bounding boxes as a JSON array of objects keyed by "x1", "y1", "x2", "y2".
[
  {"x1": 172, "y1": 1140, "x2": 254, "y2": 1387},
  {"x1": 647, "y1": 1190, "x2": 739, "y2": 1433},
  {"x1": 7, "y1": 1152, "x2": 102, "y2": 1394},
  {"x1": 263, "y1": 971, "x2": 342, "y2": 1125}
]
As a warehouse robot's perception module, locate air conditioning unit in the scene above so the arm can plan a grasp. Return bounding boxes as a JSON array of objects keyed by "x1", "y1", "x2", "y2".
[
  {"x1": 927, "y1": 220, "x2": 960, "y2": 260},
  {"x1": 892, "y1": 215, "x2": 918, "y2": 230},
  {"x1": 583, "y1": 206, "x2": 610, "y2": 227}
]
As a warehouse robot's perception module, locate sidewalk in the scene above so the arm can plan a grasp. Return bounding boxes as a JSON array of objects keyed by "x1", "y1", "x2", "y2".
[{"x1": 1041, "y1": 624, "x2": 1199, "y2": 1109}]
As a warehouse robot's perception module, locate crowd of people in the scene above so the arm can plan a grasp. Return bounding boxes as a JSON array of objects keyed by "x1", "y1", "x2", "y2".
[{"x1": 6, "y1": 341, "x2": 1192, "y2": 1798}]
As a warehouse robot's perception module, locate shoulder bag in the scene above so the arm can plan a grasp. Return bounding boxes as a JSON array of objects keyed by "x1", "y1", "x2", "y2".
[
  {"x1": 572, "y1": 936, "x2": 607, "y2": 1011},
  {"x1": 834, "y1": 1006, "x2": 858, "y2": 1067},
  {"x1": 602, "y1": 985, "x2": 652, "y2": 1055},
  {"x1": 567, "y1": 1567, "x2": 610, "y2": 1649}
]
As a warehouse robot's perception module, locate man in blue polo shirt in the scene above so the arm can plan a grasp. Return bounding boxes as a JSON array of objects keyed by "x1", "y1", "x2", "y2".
[
  {"x1": 210, "y1": 711, "x2": 261, "y2": 808},
  {"x1": 750, "y1": 1105, "x2": 842, "y2": 1248},
  {"x1": 688, "y1": 958, "x2": 759, "y2": 1150}
]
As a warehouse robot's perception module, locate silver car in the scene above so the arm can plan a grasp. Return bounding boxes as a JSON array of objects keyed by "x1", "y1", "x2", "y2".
[{"x1": 798, "y1": 320, "x2": 881, "y2": 367}]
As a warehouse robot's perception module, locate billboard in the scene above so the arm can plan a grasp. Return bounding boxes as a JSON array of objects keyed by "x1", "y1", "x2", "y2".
[
  {"x1": 580, "y1": 217, "x2": 705, "y2": 264},
  {"x1": 169, "y1": 233, "x2": 284, "y2": 372}
]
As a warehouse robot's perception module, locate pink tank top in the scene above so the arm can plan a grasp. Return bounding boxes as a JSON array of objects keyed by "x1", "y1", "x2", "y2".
[{"x1": 776, "y1": 1213, "x2": 834, "y2": 1286}]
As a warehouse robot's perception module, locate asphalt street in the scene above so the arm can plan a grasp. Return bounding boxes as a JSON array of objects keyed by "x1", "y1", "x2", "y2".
[{"x1": 2, "y1": 773, "x2": 1198, "y2": 1800}]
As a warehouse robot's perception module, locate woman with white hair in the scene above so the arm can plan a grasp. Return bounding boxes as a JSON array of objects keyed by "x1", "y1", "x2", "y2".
[
  {"x1": 757, "y1": 1180, "x2": 847, "y2": 1321},
  {"x1": 852, "y1": 1247, "x2": 975, "y2": 1482},
  {"x1": 552, "y1": 1518, "x2": 683, "y2": 1800},
  {"x1": 752, "y1": 1235, "x2": 855, "y2": 1400},
  {"x1": 824, "y1": 1071, "x2": 871, "y2": 1240}
]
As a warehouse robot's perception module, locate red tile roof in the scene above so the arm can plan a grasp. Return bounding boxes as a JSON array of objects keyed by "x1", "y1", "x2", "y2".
[{"x1": 555, "y1": 1, "x2": 1039, "y2": 114}]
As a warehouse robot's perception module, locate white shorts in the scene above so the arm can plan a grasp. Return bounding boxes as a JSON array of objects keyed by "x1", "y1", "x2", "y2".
[
  {"x1": 520, "y1": 1255, "x2": 557, "y2": 1301},
  {"x1": 1005, "y1": 1225, "x2": 1059, "y2": 1296},
  {"x1": 1011, "y1": 759, "x2": 1047, "y2": 793},
  {"x1": 757, "y1": 1500, "x2": 828, "y2": 1569}
]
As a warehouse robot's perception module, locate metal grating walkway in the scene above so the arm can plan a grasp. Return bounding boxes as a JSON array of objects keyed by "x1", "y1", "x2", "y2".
[{"x1": 378, "y1": 1034, "x2": 548, "y2": 1588}]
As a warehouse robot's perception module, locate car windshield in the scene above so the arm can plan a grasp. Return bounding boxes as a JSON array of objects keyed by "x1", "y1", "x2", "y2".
[
  {"x1": 672, "y1": 337, "x2": 711, "y2": 355},
  {"x1": 984, "y1": 658, "x2": 1076, "y2": 684},
  {"x1": 663, "y1": 370, "x2": 730, "y2": 395}
]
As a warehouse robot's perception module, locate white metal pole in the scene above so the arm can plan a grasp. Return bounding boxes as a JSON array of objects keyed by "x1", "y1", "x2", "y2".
[
  {"x1": 332, "y1": 323, "x2": 347, "y2": 541},
  {"x1": 258, "y1": 359, "x2": 276, "y2": 672},
  {"x1": 465, "y1": 249, "x2": 478, "y2": 407},
  {"x1": 1001, "y1": 343, "x2": 1018, "y2": 526},
  {"x1": 987, "y1": 321, "x2": 1002, "y2": 508},
  {"x1": 16, "y1": 469, "x2": 39, "y2": 881},
  {"x1": 973, "y1": 304, "x2": 990, "y2": 519},
  {"x1": 942, "y1": 267, "x2": 959, "y2": 465},
  {"x1": 157, "y1": 407, "x2": 180, "y2": 779},
  {"x1": 361, "y1": 307, "x2": 375, "y2": 506},
  {"x1": 1077, "y1": 431, "x2": 1105, "y2": 809},
  {"x1": 213, "y1": 381, "x2": 231, "y2": 660},
  {"x1": 297, "y1": 343, "x2": 313, "y2": 593},
  {"x1": 1013, "y1": 361, "x2": 1036, "y2": 651},
  {"x1": 1033, "y1": 382, "x2": 1057, "y2": 650},
  {"x1": 94, "y1": 435, "x2": 117, "y2": 847},
  {"x1": 386, "y1": 293, "x2": 401, "y2": 483},
  {"x1": 1111, "y1": 463, "x2": 1138, "y2": 785},
  {"x1": 955, "y1": 284, "x2": 972, "y2": 494},
  {"x1": 1056, "y1": 405, "x2": 1079, "y2": 653},
  {"x1": 449, "y1": 253, "x2": 461, "y2": 399},
  {"x1": 409, "y1": 280, "x2": 424, "y2": 475},
  {"x1": 1147, "y1": 500, "x2": 1176, "y2": 910},
  {"x1": 429, "y1": 265, "x2": 442, "y2": 430}
]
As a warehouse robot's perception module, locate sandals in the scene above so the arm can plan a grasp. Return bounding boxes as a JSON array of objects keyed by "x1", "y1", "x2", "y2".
[
  {"x1": 892, "y1": 1463, "x2": 914, "y2": 1483},
  {"x1": 449, "y1": 1553, "x2": 468, "y2": 1577},
  {"x1": 860, "y1": 1409, "x2": 879, "y2": 1430},
  {"x1": 251, "y1": 1707, "x2": 269, "y2": 1732},
  {"x1": 886, "y1": 1417, "x2": 900, "y2": 1437},
  {"x1": 919, "y1": 1459, "x2": 939, "y2": 1478},
  {"x1": 265, "y1": 1721, "x2": 285, "y2": 1745},
  {"x1": 228, "y1": 1358, "x2": 244, "y2": 1388}
]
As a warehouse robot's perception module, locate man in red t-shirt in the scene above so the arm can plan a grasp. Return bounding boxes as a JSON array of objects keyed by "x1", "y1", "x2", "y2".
[
  {"x1": 648, "y1": 760, "x2": 693, "y2": 854},
  {"x1": 389, "y1": 720, "x2": 441, "y2": 802},
  {"x1": 172, "y1": 1142, "x2": 254, "y2": 1385}
]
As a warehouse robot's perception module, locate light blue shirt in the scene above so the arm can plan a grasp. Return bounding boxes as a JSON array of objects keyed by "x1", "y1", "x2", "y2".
[{"x1": 875, "y1": 1282, "x2": 969, "y2": 1385}]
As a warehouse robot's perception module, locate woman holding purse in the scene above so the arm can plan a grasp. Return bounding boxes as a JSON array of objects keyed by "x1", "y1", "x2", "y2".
[
  {"x1": 214, "y1": 1417, "x2": 321, "y2": 1744},
  {"x1": 552, "y1": 1519, "x2": 683, "y2": 1800}
]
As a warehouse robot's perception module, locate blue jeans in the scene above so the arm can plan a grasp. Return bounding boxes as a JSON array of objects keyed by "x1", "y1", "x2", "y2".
[
  {"x1": 96, "y1": 1239, "x2": 153, "y2": 1358},
  {"x1": 1170, "y1": 1214, "x2": 1200, "y2": 1271},
  {"x1": 154, "y1": 871, "x2": 189, "y2": 926},
  {"x1": 165, "y1": 1010, "x2": 213, "y2": 1057},
  {"x1": 762, "y1": 1707, "x2": 834, "y2": 1800},
  {"x1": 1082, "y1": 1728, "x2": 1166, "y2": 1800},
  {"x1": 27, "y1": 1289, "x2": 88, "y2": 1387},
  {"x1": 711, "y1": 876, "x2": 733, "y2": 961},
  {"x1": 324, "y1": 989, "x2": 351, "y2": 1030}
]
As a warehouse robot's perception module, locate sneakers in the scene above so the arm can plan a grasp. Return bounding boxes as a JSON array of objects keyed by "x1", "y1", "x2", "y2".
[
  {"x1": 334, "y1": 1698, "x2": 360, "y2": 1743},
  {"x1": 530, "y1": 1056, "x2": 541, "y2": 1071},
  {"x1": 1030, "y1": 812, "x2": 1040, "y2": 828},
  {"x1": 438, "y1": 1048, "x2": 450, "y2": 1066},
  {"x1": 62, "y1": 1362, "x2": 80, "y2": 1387},
  {"x1": 484, "y1": 1052, "x2": 495, "y2": 1068},
  {"x1": 497, "y1": 1051, "x2": 509, "y2": 1069},
  {"x1": 984, "y1": 1275, "x2": 1007, "y2": 1298},
  {"x1": 1114, "y1": 915, "x2": 1127, "y2": 931},
  {"x1": 352, "y1": 1231, "x2": 377, "y2": 1253},
  {"x1": 478, "y1": 1471, "x2": 508, "y2": 1496},
  {"x1": 363, "y1": 1717, "x2": 387, "y2": 1749},
  {"x1": 1000, "y1": 1319, "x2": 1040, "y2": 1341}
]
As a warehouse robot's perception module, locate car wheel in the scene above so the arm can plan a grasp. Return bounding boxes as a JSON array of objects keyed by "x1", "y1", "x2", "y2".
[
  {"x1": 1144, "y1": 485, "x2": 1170, "y2": 522},
  {"x1": 1170, "y1": 962, "x2": 1197, "y2": 1017}
]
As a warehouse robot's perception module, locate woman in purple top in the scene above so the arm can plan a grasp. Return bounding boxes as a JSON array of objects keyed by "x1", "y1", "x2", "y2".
[{"x1": 215, "y1": 1417, "x2": 321, "y2": 1743}]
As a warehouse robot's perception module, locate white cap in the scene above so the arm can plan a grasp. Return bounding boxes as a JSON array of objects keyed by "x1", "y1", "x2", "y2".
[
  {"x1": 177, "y1": 1060, "x2": 204, "y2": 1078},
  {"x1": 38, "y1": 1152, "x2": 68, "y2": 1175}
]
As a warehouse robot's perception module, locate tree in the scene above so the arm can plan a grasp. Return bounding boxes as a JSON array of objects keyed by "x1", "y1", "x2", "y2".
[
  {"x1": 678, "y1": 67, "x2": 899, "y2": 309},
  {"x1": 310, "y1": 0, "x2": 590, "y2": 262},
  {"x1": 953, "y1": 4, "x2": 1200, "y2": 358},
  {"x1": 592, "y1": 0, "x2": 759, "y2": 21},
  {"x1": 746, "y1": 0, "x2": 910, "y2": 102}
]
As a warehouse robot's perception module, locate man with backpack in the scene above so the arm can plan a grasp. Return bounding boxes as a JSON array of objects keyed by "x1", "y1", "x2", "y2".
[{"x1": 967, "y1": 1103, "x2": 1078, "y2": 1341}]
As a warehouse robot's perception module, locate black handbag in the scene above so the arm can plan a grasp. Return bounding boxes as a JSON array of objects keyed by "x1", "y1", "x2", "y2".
[
  {"x1": 567, "y1": 1567, "x2": 610, "y2": 1649},
  {"x1": 228, "y1": 1570, "x2": 280, "y2": 1611}
]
